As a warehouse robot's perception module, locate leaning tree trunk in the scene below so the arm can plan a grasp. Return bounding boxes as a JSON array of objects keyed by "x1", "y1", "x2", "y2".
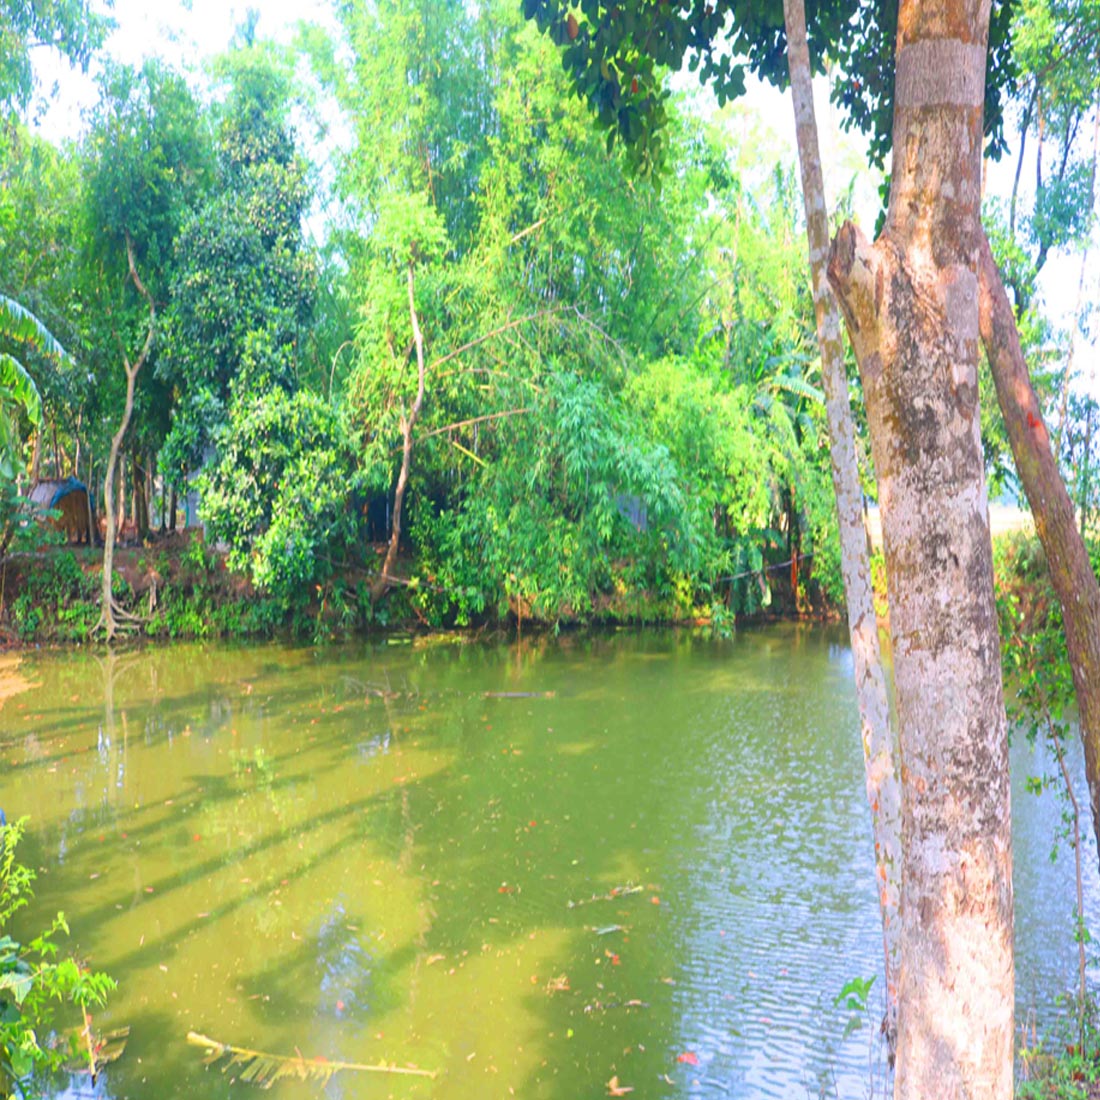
[
  {"x1": 98, "y1": 236, "x2": 155, "y2": 642},
  {"x1": 371, "y1": 261, "x2": 426, "y2": 604},
  {"x1": 827, "y1": 0, "x2": 1014, "y2": 1095},
  {"x1": 978, "y1": 236, "x2": 1100, "y2": 868},
  {"x1": 781, "y1": 0, "x2": 902, "y2": 1046}
]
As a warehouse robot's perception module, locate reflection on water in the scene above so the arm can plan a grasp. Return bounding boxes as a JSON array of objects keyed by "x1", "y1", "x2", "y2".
[{"x1": 0, "y1": 626, "x2": 1092, "y2": 1099}]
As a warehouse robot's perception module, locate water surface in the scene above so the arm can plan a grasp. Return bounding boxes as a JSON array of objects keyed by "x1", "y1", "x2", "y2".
[{"x1": 0, "y1": 626, "x2": 1092, "y2": 1099}]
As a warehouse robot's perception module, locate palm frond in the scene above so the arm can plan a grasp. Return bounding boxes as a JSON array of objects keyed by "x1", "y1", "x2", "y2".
[
  {"x1": 186, "y1": 1031, "x2": 437, "y2": 1089},
  {"x1": 766, "y1": 373, "x2": 824, "y2": 405},
  {"x1": 0, "y1": 354, "x2": 42, "y2": 427},
  {"x1": 0, "y1": 296, "x2": 72, "y2": 365}
]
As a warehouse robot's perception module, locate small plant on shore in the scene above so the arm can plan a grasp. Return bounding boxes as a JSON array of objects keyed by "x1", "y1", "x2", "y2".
[
  {"x1": 0, "y1": 817, "x2": 114, "y2": 1097},
  {"x1": 1018, "y1": 1000, "x2": 1100, "y2": 1099}
]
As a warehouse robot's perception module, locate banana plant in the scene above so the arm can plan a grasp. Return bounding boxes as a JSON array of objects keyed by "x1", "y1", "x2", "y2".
[{"x1": 0, "y1": 295, "x2": 68, "y2": 479}]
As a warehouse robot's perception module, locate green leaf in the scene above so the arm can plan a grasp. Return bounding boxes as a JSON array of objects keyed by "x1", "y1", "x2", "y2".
[
  {"x1": 0, "y1": 295, "x2": 72, "y2": 366},
  {"x1": 0, "y1": 968, "x2": 35, "y2": 1006},
  {"x1": 0, "y1": 354, "x2": 42, "y2": 427}
]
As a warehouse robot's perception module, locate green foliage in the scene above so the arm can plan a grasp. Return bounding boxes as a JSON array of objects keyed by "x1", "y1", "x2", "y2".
[
  {"x1": 197, "y1": 391, "x2": 359, "y2": 605},
  {"x1": 5, "y1": 0, "x2": 859, "y2": 635},
  {"x1": 311, "y1": 0, "x2": 843, "y2": 625},
  {"x1": 0, "y1": 1, "x2": 110, "y2": 117},
  {"x1": 414, "y1": 370, "x2": 699, "y2": 624},
  {"x1": 7, "y1": 551, "x2": 98, "y2": 642},
  {"x1": 521, "y1": 0, "x2": 1015, "y2": 176},
  {"x1": 83, "y1": 60, "x2": 214, "y2": 288},
  {"x1": 833, "y1": 974, "x2": 876, "y2": 1041},
  {"x1": 1061, "y1": 392, "x2": 1099, "y2": 536},
  {"x1": 0, "y1": 818, "x2": 114, "y2": 1095},
  {"x1": 158, "y1": 39, "x2": 318, "y2": 507},
  {"x1": 0, "y1": 295, "x2": 56, "y2": 490}
]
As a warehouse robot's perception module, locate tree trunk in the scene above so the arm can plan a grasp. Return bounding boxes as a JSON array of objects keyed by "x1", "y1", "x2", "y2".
[
  {"x1": 99, "y1": 236, "x2": 156, "y2": 642},
  {"x1": 116, "y1": 454, "x2": 126, "y2": 530},
  {"x1": 133, "y1": 453, "x2": 149, "y2": 540},
  {"x1": 827, "y1": 1, "x2": 1014, "y2": 1094},
  {"x1": 781, "y1": 0, "x2": 902, "y2": 1046},
  {"x1": 978, "y1": 236, "x2": 1100, "y2": 871},
  {"x1": 86, "y1": 455, "x2": 98, "y2": 547},
  {"x1": 371, "y1": 262, "x2": 426, "y2": 604},
  {"x1": 29, "y1": 429, "x2": 40, "y2": 484}
]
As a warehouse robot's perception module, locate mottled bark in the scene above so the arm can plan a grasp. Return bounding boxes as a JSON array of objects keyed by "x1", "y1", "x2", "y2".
[
  {"x1": 827, "y1": 0, "x2": 1014, "y2": 1095},
  {"x1": 371, "y1": 262, "x2": 426, "y2": 604},
  {"x1": 979, "y1": 236, "x2": 1100, "y2": 869},
  {"x1": 782, "y1": 0, "x2": 902, "y2": 1046},
  {"x1": 98, "y1": 236, "x2": 155, "y2": 642}
]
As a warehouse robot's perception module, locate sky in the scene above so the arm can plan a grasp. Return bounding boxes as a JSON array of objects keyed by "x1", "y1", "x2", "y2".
[{"x1": 29, "y1": 0, "x2": 1100, "y2": 407}]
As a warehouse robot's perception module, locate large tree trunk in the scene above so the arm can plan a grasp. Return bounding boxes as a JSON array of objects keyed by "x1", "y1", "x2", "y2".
[
  {"x1": 781, "y1": 0, "x2": 902, "y2": 1045},
  {"x1": 99, "y1": 237, "x2": 156, "y2": 642},
  {"x1": 978, "y1": 236, "x2": 1100, "y2": 868},
  {"x1": 827, "y1": 0, "x2": 1014, "y2": 1095}
]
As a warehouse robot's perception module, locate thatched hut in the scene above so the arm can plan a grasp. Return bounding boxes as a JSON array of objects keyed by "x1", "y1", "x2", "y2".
[{"x1": 29, "y1": 478, "x2": 96, "y2": 545}]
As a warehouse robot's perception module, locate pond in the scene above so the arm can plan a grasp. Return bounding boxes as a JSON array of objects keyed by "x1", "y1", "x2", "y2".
[{"x1": 1, "y1": 625, "x2": 1094, "y2": 1099}]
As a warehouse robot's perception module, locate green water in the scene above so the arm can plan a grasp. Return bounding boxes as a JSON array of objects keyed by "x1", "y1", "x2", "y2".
[{"x1": 1, "y1": 626, "x2": 1092, "y2": 1099}]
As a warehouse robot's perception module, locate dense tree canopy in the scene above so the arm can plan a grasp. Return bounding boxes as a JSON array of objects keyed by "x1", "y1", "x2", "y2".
[
  {"x1": 0, "y1": 0, "x2": 109, "y2": 116},
  {"x1": 0, "y1": 0, "x2": 1092, "y2": 639}
]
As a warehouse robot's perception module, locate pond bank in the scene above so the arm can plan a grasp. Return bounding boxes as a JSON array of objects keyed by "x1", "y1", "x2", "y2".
[{"x1": 0, "y1": 532, "x2": 838, "y2": 647}]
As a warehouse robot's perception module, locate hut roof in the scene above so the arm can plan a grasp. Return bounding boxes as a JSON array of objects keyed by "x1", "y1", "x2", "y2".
[{"x1": 29, "y1": 478, "x2": 88, "y2": 509}]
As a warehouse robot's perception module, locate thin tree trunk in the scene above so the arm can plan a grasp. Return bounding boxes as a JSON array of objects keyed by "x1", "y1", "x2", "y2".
[
  {"x1": 781, "y1": 0, "x2": 902, "y2": 1047},
  {"x1": 86, "y1": 455, "x2": 97, "y2": 547},
  {"x1": 99, "y1": 236, "x2": 156, "y2": 642},
  {"x1": 116, "y1": 455, "x2": 126, "y2": 530},
  {"x1": 979, "y1": 238, "x2": 1100, "y2": 870},
  {"x1": 371, "y1": 261, "x2": 426, "y2": 604},
  {"x1": 29, "y1": 429, "x2": 40, "y2": 484},
  {"x1": 133, "y1": 453, "x2": 149, "y2": 539},
  {"x1": 145, "y1": 455, "x2": 153, "y2": 534},
  {"x1": 827, "y1": 0, "x2": 1014, "y2": 1094}
]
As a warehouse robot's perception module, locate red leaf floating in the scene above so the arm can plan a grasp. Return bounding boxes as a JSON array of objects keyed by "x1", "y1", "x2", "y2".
[{"x1": 677, "y1": 1051, "x2": 699, "y2": 1066}]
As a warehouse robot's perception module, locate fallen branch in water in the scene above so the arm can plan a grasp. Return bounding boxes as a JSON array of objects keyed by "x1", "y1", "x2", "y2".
[
  {"x1": 187, "y1": 1031, "x2": 437, "y2": 1088},
  {"x1": 584, "y1": 999, "x2": 650, "y2": 1013},
  {"x1": 482, "y1": 691, "x2": 556, "y2": 699},
  {"x1": 567, "y1": 885, "x2": 644, "y2": 909}
]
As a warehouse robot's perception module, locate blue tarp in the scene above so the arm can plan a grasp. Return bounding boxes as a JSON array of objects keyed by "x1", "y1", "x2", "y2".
[{"x1": 46, "y1": 477, "x2": 89, "y2": 509}]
